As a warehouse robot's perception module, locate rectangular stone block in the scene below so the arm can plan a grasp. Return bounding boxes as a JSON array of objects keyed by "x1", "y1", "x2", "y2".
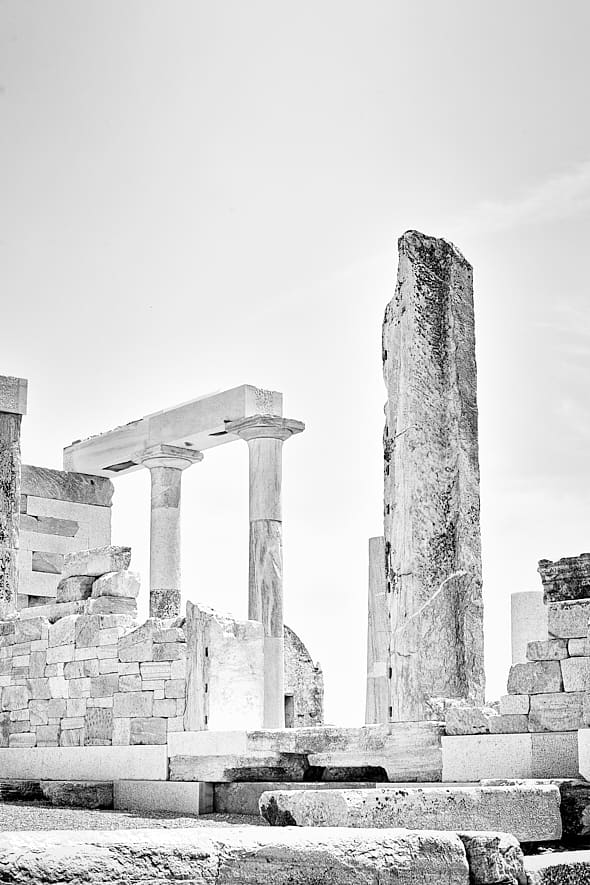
[
  {"x1": 31, "y1": 551, "x2": 64, "y2": 575},
  {"x1": 507, "y1": 662, "x2": 563, "y2": 695},
  {"x1": 119, "y1": 675, "x2": 141, "y2": 692},
  {"x1": 64, "y1": 659, "x2": 99, "y2": 679},
  {"x1": 74, "y1": 647, "x2": 99, "y2": 661},
  {"x1": 140, "y1": 662, "x2": 170, "y2": 680},
  {"x1": 0, "y1": 375, "x2": 27, "y2": 415},
  {"x1": 0, "y1": 745, "x2": 167, "y2": 779},
  {"x1": 56, "y1": 576, "x2": 95, "y2": 604},
  {"x1": 29, "y1": 651, "x2": 46, "y2": 678},
  {"x1": 531, "y1": 732, "x2": 579, "y2": 778},
  {"x1": 548, "y1": 600, "x2": 590, "y2": 639},
  {"x1": 113, "y1": 692, "x2": 153, "y2": 718},
  {"x1": 130, "y1": 717, "x2": 167, "y2": 746},
  {"x1": 60, "y1": 729, "x2": 84, "y2": 747},
  {"x1": 9, "y1": 733, "x2": 36, "y2": 748},
  {"x1": 442, "y1": 732, "x2": 579, "y2": 781},
  {"x1": 63, "y1": 546, "x2": 131, "y2": 578},
  {"x1": 112, "y1": 717, "x2": 131, "y2": 746},
  {"x1": 85, "y1": 597, "x2": 137, "y2": 617},
  {"x1": 47, "y1": 698, "x2": 66, "y2": 718},
  {"x1": 84, "y1": 707, "x2": 113, "y2": 745},
  {"x1": 153, "y1": 699, "x2": 176, "y2": 717},
  {"x1": 19, "y1": 601, "x2": 85, "y2": 623},
  {"x1": 47, "y1": 676, "x2": 68, "y2": 698},
  {"x1": 539, "y1": 553, "x2": 590, "y2": 604},
  {"x1": 169, "y1": 752, "x2": 309, "y2": 783},
  {"x1": 91, "y1": 571, "x2": 139, "y2": 599},
  {"x1": 21, "y1": 467, "x2": 113, "y2": 506},
  {"x1": 489, "y1": 715, "x2": 529, "y2": 734},
  {"x1": 526, "y1": 639, "x2": 568, "y2": 661},
  {"x1": 46, "y1": 645, "x2": 75, "y2": 665},
  {"x1": 21, "y1": 513, "x2": 79, "y2": 537},
  {"x1": 66, "y1": 698, "x2": 87, "y2": 718},
  {"x1": 568, "y1": 638, "x2": 590, "y2": 656},
  {"x1": 62, "y1": 717, "x2": 85, "y2": 730},
  {"x1": 36, "y1": 724, "x2": 59, "y2": 743},
  {"x1": 98, "y1": 660, "x2": 119, "y2": 674},
  {"x1": 528, "y1": 692, "x2": 586, "y2": 732},
  {"x1": 26, "y1": 678, "x2": 51, "y2": 700},
  {"x1": 114, "y1": 780, "x2": 213, "y2": 814},
  {"x1": 68, "y1": 677, "x2": 91, "y2": 698},
  {"x1": 2, "y1": 685, "x2": 31, "y2": 711},
  {"x1": 164, "y1": 679, "x2": 186, "y2": 698},
  {"x1": 90, "y1": 674, "x2": 119, "y2": 698},
  {"x1": 153, "y1": 643, "x2": 182, "y2": 662},
  {"x1": 561, "y1": 657, "x2": 590, "y2": 692},
  {"x1": 14, "y1": 619, "x2": 49, "y2": 643},
  {"x1": 29, "y1": 700, "x2": 49, "y2": 727}
]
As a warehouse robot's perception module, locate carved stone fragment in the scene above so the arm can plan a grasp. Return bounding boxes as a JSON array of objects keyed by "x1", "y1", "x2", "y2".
[{"x1": 538, "y1": 553, "x2": 590, "y2": 604}]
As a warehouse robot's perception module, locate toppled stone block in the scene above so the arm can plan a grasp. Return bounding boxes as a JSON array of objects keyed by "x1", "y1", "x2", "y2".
[
  {"x1": 561, "y1": 657, "x2": 590, "y2": 692},
  {"x1": 63, "y1": 546, "x2": 131, "y2": 579},
  {"x1": 91, "y1": 571, "x2": 140, "y2": 599},
  {"x1": 19, "y1": 601, "x2": 85, "y2": 623},
  {"x1": 507, "y1": 662, "x2": 563, "y2": 695},
  {"x1": 56, "y1": 576, "x2": 95, "y2": 604},
  {"x1": 457, "y1": 832, "x2": 526, "y2": 885},
  {"x1": 85, "y1": 596, "x2": 137, "y2": 617},
  {"x1": 260, "y1": 784, "x2": 562, "y2": 843},
  {"x1": 528, "y1": 692, "x2": 586, "y2": 732},
  {"x1": 539, "y1": 553, "x2": 590, "y2": 604},
  {"x1": 445, "y1": 705, "x2": 499, "y2": 736},
  {"x1": 170, "y1": 753, "x2": 310, "y2": 783},
  {"x1": 548, "y1": 600, "x2": 590, "y2": 639},
  {"x1": 526, "y1": 639, "x2": 568, "y2": 661},
  {"x1": 40, "y1": 780, "x2": 113, "y2": 809}
]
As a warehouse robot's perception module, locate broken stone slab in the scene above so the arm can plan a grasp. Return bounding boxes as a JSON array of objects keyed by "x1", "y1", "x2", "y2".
[
  {"x1": 63, "y1": 546, "x2": 131, "y2": 579},
  {"x1": 539, "y1": 553, "x2": 590, "y2": 604},
  {"x1": 19, "y1": 600, "x2": 85, "y2": 622},
  {"x1": 0, "y1": 827, "x2": 471, "y2": 884},
  {"x1": 445, "y1": 704, "x2": 499, "y2": 736},
  {"x1": 457, "y1": 832, "x2": 526, "y2": 885},
  {"x1": 91, "y1": 571, "x2": 140, "y2": 599},
  {"x1": 21, "y1": 465, "x2": 113, "y2": 507},
  {"x1": 528, "y1": 692, "x2": 586, "y2": 732},
  {"x1": 526, "y1": 639, "x2": 568, "y2": 661},
  {"x1": 170, "y1": 753, "x2": 311, "y2": 783},
  {"x1": 40, "y1": 780, "x2": 113, "y2": 809},
  {"x1": 85, "y1": 596, "x2": 137, "y2": 617},
  {"x1": 548, "y1": 600, "x2": 590, "y2": 639},
  {"x1": 56, "y1": 575, "x2": 95, "y2": 604},
  {"x1": 260, "y1": 784, "x2": 562, "y2": 843},
  {"x1": 214, "y1": 781, "x2": 381, "y2": 816},
  {"x1": 507, "y1": 662, "x2": 563, "y2": 695}
]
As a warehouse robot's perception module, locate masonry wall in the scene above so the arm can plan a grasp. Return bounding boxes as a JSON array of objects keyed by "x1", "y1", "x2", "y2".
[
  {"x1": 0, "y1": 615, "x2": 187, "y2": 748},
  {"x1": 18, "y1": 466, "x2": 113, "y2": 609},
  {"x1": 284, "y1": 626, "x2": 324, "y2": 727}
]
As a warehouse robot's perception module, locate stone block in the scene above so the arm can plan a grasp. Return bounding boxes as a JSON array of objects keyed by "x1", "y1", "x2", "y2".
[
  {"x1": 569, "y1": 638, "x2": 590, "y2": 656},
  {"x1": 153, "y1": 627, "x2": 185, "y2": 644},
  {"x1": 21, "y1": 466, "x2": 113, "y2": 506},
  {"x1": 31, "y1": 551, "x2": 64, "y2": 575},
  {"x1": 113, "y1": 692, "x2": 153, "y2": 718},
  {"x1": 457, "y1": 832, "x2": 525, "y2": 885},
  {"x1": 29, "y1": 651, "x2": 46, "y2": 678},
  {"x1": 443, "y1": 732, "x2": 579, "y2": 781},
  {"x1": 153, "y1": 699, "x2": 176, "y2": 717},
  {"x1": 548, "y1": 600, "x2": 590, "y2": 639},
  {"x1": 60, "y1": 728, "x2": 84, "y2": 746},
  {"x1": 14, "y1": 618, "x2": 48, "y2": 643},
  {"x1": 489, "y1": 715, "x2": 529, "y2": 734},
  {"x1": 119, "y1": 675, "x2": 141, "y2": 692},
  {"x1": 118, "y1": 639, "x2": 154, "y2": 664},
  {"x1": 164, "y1": 679, "x2": 185, "y2": 698},
  {"x1": 40, "y1": 780, "x2": 113, "y2": 808},
  {"x1": 84, "y1": 707, "x2": 113, "y2": 746},
  {"x1": 56, "y1": 576, "x2": 95, "y2": 604},
  {"x1": 35, "y1": 724, "x2": 59, "y2": 743},
  {"x1": 2, "y1": 685, "x2": 31, "y2": 711},
  {"x1": 526, "y1": 639, "x2": 568, "y2": 661},
  {"x1": 68, "y1": 677, "x2": 91, "y2": 698},
  {"x1": 97, "y1": 644, "x2": 118, "y2": 659},
  {"x1": 507, "y1": 662, "x2": 563, "y2": 695},
  {"x1": 0, "y1": 375, "x2": 27, "y2": 414},
  {"x1": 90, "y1": 674, "x2": 119, "y2": 697},
  {"x1": 562, "y1": 657, "x2": 590, "y2": 692},
  {"x1": 114, "y1": 780, "x2": 213, "y2": 815},
  {"x1": 153, "y1": 642, "x2": 182, "y2": 662},
  {"x1": 0, "y1": 744, "x2": 168, "y2": 779},
  {"x1": 531, "y1": 732, "x2": 579, "y2": 778},
  {"x1": 528, "y1": 692, "x2": 585, "y2": 732},
  {"x1": 74, "y1": 646, "x2": 99, "y2": 661},
  {"x1": 47, "y1": 698, "x2": 66, "y2": 718},
  {"x1": 29, "y1": 700, "x2": 49, "y2": 727},
  {"x1": 46, "y1": 645, "x2": 75, "y2": 665},
  {"x1": 539, "y1": 553, "x2": 590, "y2": 603},
  {"x1": 112, "y1": 717, "x2": 131, "y2": 746},
  {"x1": 87, "y1": 697, "x2": 113, "y2": 708},
  {"x1": 167, "y1": 716, "x2": 183, "y2": 731},
  {"x1": 47, "y1": 676, "x2": 68, "y2": 698},
  {"x1": 260, "y1": 784, "x2": 562, "y2": 843},
  {"x1": 85, "y1": 597, "x2": 137, "y2": 617},
  {"x1": 99, "y1": 660, "x2": 119, "y2": 674},
  {"x1": 47, "y1": 615, "x2": 77, "y2": 648},
  {"x1": 445, "y1": 705, "x2": 499, "y2": 736},
  {"x1": 91, "y1": 570, "x2": 140, "y2": 600},
  {"x1": 97, "y1": 628, "x2": 122, "y2": 646},
  {"x1": 130, "y1": 717, "x2": 167, "y2": 745},
  {"x1": 19, "y1": 601, "x2": 85, "y2": 623},
  {"x1": 66, "y1": 698, "x2": 87, "y2": 718},
  {"x1": 499, "y1": 695, "x2": 531, "y2": 717},
  {"x1": 9, "y1": 733, "x2": 36, "y2": 748},
  {"x1": 140, "y1": 662, "x2": 170, "y2": 680},
  {"x1": 26, "y1": 678, "x2": 51, "y2": 700},
  {"x1": 170, "y1": 753, "x2": 310, "y2": 783},
  {"x1": 63, "y1": 546, "x2": 131, "y2": 578},
  {"x1": 215, "y1": 781, "x2": 381, "y2": 816},
  {"x1": 21, "y1": 513, "x2": 79, "y2": 537},
  {"x1": 64, "y1": 659, "x2": 99, "y2": 679}
]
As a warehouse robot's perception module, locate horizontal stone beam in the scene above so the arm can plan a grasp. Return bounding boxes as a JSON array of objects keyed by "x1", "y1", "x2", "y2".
[
  {"x1": 0, "y1": 827, "x2": 474, "y2": 884},
  {"x1": 22, "y1": 466, "x2": 114, "y2": 507}
]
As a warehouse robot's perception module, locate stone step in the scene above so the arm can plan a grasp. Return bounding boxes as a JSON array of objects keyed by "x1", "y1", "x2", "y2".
[
  {"x1": 259, "y1": 784, "x2": 563, "y2": 843},
  {"x1": 0, "y1": 779, "x2": 43, "y2": 801},
  {"x1": 114, "y1": 780, "x2": 213, "y2": 815},
  {"x1": 442, "y1": 731, "x2": 579, "y2": 781},
  {"x1": 39, "y1": 780, "x2": 113, "y2": 808}
]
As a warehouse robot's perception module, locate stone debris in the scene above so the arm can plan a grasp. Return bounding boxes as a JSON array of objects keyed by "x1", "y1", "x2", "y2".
[
  {"x1": 63, "y1": 545, "x2": 132, "y2": 579},
  {"x1": 538, "y1": 553, "x2": 590, "y2": 604},
  {"x1": 39, "y1": 780, "x2": 113, "y2": 809},
  {"x1": 457, "y1": 832, "x2": 526, "y2": 885},
  {"x1": 259, "y1": 784, "x2": 563, "y2": 843}
]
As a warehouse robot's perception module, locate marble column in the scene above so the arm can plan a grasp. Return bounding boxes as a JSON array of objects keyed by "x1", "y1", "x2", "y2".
[
  {"x1": 227, "y1": 415, "x2": 304, "y2": 729},
  {"x1": 0, "y1": 376, "x2": 27, "y2": 620},
  {"x1": 134, "y1": 444, "x2": 203, "y2": 619}
]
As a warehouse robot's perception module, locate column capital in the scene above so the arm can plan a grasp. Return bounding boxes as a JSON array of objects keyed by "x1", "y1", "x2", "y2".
[
  {"x1": 133, "y1": 444, "x2": 204, "y2": 471},
  {"x1": 226, "y1": 414, "x2": 305, "y2": 442}
]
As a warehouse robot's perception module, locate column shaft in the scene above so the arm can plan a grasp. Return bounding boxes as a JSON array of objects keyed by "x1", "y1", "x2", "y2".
[
  {"x1": 149, "y1": 465, "x2": 183, "y2": 619},
  {"x1": 0, "y1": 413, "x2": 21, "y2": 619}
]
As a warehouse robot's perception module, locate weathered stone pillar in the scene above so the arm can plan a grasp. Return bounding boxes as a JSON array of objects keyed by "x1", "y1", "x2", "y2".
[
  {"x1": 365, "y1": 536, "x2": 389, "y2": 724},
  {"x1": 134, "y1": 444, "x2": 203, "y2": 619},
  {"x1": 0, "y1": 376, "x2": 27, "y2": 620},
  {"x1": 383, "y1": 231, "x2": 484, "y2": 721},
  {"x1": 227, "y1": 415, "x2": 304, "y2": 729}
]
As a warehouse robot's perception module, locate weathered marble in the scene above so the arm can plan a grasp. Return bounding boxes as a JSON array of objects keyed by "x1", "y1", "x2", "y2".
[
  {"x1": 365, "y1": 536, "x2": 389, "y2": 724},
  {"x1": 445, "y1": 704, "x2": 499, "y2": 736},
  {"x1": 507, "y1": 662, "x2": 563, "y2": 695},
  {"x1": 547, "y1": 600, "x2": 590, "y2": 639},
  {"x1": 457, "y1": 832, "x2": 525, "y2": 885},
  {"x1": 526, "y1": 639, "x2": 568, "y2": 661},
  {"x1": 284, "y1": 626, "x2": 323, "y2": 727},
  {"x1": 91, "y1": 570, "x2": 140, "y2": 599},
  {"x1": 56, "y1": 575, "x2": 95, "y2": 603},
  {"x1": 63, "y1": 546, "x2": 131, "y2": 579},
  {"x1": 528, "y1": 692, "x2": 585, "y2": 732},
  {"x1": 539, "y1": 554, "x2": 590, "y2": 604},
  {"x1": 383, "y1": 231, "x2": 484, "y2": 721},
  {"x1": 0, "y1": 409, "x2": 22, "y2": 619},
  {"x1": 170, "y1": 753, "x2": 310, "y2": 783}
]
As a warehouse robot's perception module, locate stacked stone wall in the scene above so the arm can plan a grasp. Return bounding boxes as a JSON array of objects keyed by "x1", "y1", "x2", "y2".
[
  {"x1": 18, "y1": 466, "x2": 113, "y2": 609},
  {"x1": 284, "y1": 626, "x2": 323, "y2": 727}
]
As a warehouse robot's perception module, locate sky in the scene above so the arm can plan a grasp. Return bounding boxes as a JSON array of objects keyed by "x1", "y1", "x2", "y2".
[{"x1": 2, "y1": 0, "x2": 590, "y2": 724}]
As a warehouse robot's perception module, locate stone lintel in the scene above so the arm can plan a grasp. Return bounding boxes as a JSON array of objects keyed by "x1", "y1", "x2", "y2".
[
  {"x1": 133, "y1": 445, "x2": 204, "y2": 471},
  {"x1": 226, "y1": 415, "x2": 305, "y2": 442},
  {"x1": 0, "y1": 376, "x2": 27, "y2": 416},
  {"x1": 21, "y1": 465, "x2": 114, "y2": 507}
]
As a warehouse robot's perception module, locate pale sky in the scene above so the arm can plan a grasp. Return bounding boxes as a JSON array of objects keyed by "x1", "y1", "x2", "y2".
[{"x1": 2, "y1": 1, "x2": 590, "y2": 724}]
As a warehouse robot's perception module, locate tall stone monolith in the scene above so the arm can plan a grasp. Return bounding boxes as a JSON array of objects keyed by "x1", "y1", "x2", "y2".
[
  {"x1": 0, "y1": 376, "x2": 27, "y2": 620},
  {"x1": 383, "y1": 231, "x2": 484, "y2": 721}
]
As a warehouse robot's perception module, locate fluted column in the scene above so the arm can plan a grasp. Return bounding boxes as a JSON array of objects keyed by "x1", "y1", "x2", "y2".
[
  {"x1": 134, "y1": 444, "x2": 203, "y2": 619},
  {"x1": 0, "y1": 376, "x2": 27, "y2": 620},
  {"x1": 227, "y1": 415, "x2": 304, "y2": 729}
]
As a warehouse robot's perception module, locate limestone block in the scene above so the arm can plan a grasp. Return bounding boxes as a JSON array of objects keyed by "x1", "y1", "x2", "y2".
[
  {"x1": 527, "y1": 639, "x2": 568, "y2": 661},
  {"x1": 118, "y1": 637, "x2": 153, "y2": 663},
  {"x1": 56, "y1": 576, "x2": 95, "y2": 604},
  {"x1": 26, "y1": 678, "x2": 51, "y2": 700},
  {"x1": 2, "y1": 685, "x2": 31, "y2": 711},
  {"x1": 87, "y1": 697, "x2": 113, "y2": 708},
  {"x1": 561, "y1": 657, "x2": 590, "y2": 692},
  {"x1": 531, "y1": 732, "x2": 579, "y2": 778},
  {"x1": 66, "y1": 698, "x2": 87, "y2": 718},
  {"x1": 84, "y1": 707, "x2": 113, "y2": 745},
  {"x1": 260, "y1": 784, "x2": 562, "y2": 843},
  {"x1": 164, "y1": 679, "x2": 185, "y2": 698},
  {"x1": 112, "y1": 717, "x2": 131, "y2": 746},
  {"x1": 47, "y1": 698, "x2": 66, "y2": 717},
  {"x1": 21, "y1": 466, "x2": 113, "y2": 506},
  {"x1": 119, "y1": 674, "x2": 141, "y2": 692},
  {"x1": 64, "y1": 659, "x2": 99, "y2": 678},
  {"x1": 140, "y1": 661, "x2": 170, "y2": 680},
  {"x1": 29, "y1": 651, "x2": 46, "y2": 678},
  {"x1": 0, "y1": 375, "x2": 27, "y2": 414},
  {"x1": 442, "y1": 734, "x2": 533, "y2": 781},
  {"x1": 0, "y1": 827, "x2": 470, "y2": 884},
  {"x1": 9, "y1": 733, "x2": 36, "y2": 748},
  {"x1": 60, "y1": 728, "x2": 84, "y2": 746},
  {"x1": 167, "y1": 716, "x2": 183, "y2": 731},
  {"x1": 153, "y1": 642, "x2": 182, "y2": 661},
  {"x1": 114, "y1": 780, "x2": 213, "y2": 815},
  {"x1": 170, "y1": 658, "x2": 186, "y2": 679},
  {"x1": 74, "y1": 646, "x2": 99, "y2": 661},
  {"x1": 113, "y1": 691, "x2": 154, "y2": 718},
  {"x1": 47, "y1": 676, "x2": 68, "y2": 698},
  {"x1": 153, "y1": 626, "x2": 185, "y2": 644},
  {"x1": 99, "y1": 660, "x2": 119, "y2": 674},
  {"x1": 40, "y1": 780, "x2": 113, "y2": 808},
  {"x1": 97, "y1": 627, "x2": 124, "y2": 646},
  {"x1": 91, "y1": 570, "x2": 140, "y2": 599},
  {"x1": 153, "y1": 698, "x2": 176, "y2": 717},
  {"x1": 507, "y1": 662, "x2": 563, "y2": 695},
  {"x1": 489, "y1": 715, "x2": 529, "y2": 734},
  {"x1": 31, "y1": 550, "x2": 63, "y2": 574},
  {"x1": 130, "y1": 717, "x2": 167, "y2": 745},
  {"x1": 85, "y1": 596, "x2": 137, "y2": 617},
  {"x1": 118, "y1": 662, "x2": 140, "y2": 675},
  {"x1": 20, "y1": 601, "x2": 86, "y2": 623},
  {"x1": 445, "y1": 705, "x2": 499, "y2": 736},
  {"x1": 457, "y1": 832, "x2": 525, "y2": 885},
  {"x1": 97, "y1": 644, "x2": 118, "y2": 659},
  {"x1": 21, "y1": 513, "x2": 79, "y2": 537},
  {"x1": 47, "y1": 615, "x2": 77, "y2": 648},
  {"x1": 36, "y1": 724, "x2": 59, "y2": 743},
  {"x1": 539, "y1": 553, "x2": 590, "y2": 604},
  {"x1": 528, "y1": 692, "x2": 585, "y2": 731},
  {"x1": 90, "y1": 674, "x2": 119, "y2": 697},
  {"x1": 63, "y1": 545, "x2": 131, "y2": 578},
  {"x1": 569, "y1": 639, "x2": 590, "y2": 656},
  {"x1": 14, "y1": 618, "x2": 49, "y2": 643},
  {"x1": 170, "y1": 753, "x2": 310, "y2": 783},
  {"x1": 68, "y1": 677, "x2": 91, "y2": 698},
  {"x1": 29, "y1": 700, "x2": 49, "y2": 727},
  {"x1": 46, "y1": 645, "x2": 75, "y2": 665},
  {"x1": 0, "y1": 744, "x2": 168, "y2": 780},
  {"x1": 10, "y1": 709, "x2": 30, "y2": 721},
  {"x1": 17, "y1": 570, "x2": 60, "y2": 599},
  {"x1": 548, "y1": 600, "x2": 590, "y2": 639}
]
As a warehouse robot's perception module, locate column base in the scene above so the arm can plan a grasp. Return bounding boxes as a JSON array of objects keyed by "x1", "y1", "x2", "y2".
[{"x1": 150, "y1": 589, "x2": 181, "y2": 619}]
